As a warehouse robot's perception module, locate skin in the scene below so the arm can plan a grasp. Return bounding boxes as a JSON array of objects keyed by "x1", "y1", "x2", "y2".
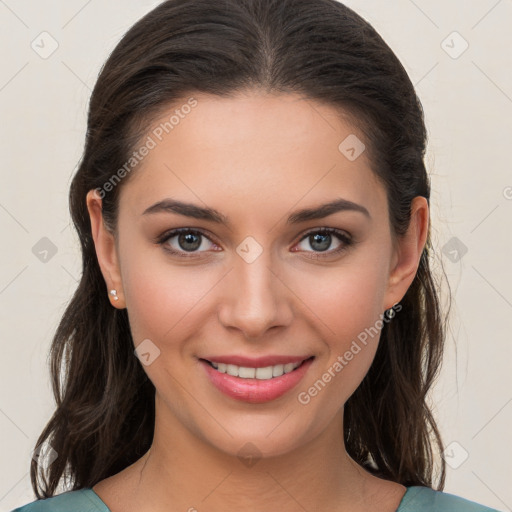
[{"x1": 86, "y1": 90, "x2": 429, "y2": 512}]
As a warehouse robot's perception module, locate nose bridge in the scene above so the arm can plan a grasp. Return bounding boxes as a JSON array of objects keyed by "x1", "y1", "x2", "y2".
[{"x1": 218, "y1": 239, "x2": 291, "y2": 338}]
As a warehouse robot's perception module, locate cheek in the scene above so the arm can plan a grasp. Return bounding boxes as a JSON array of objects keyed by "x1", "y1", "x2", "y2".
[
  {"x1": 292, "y1": 254, "x2": 389, "y2": 407},
  {"x1": 120, "y1": 246, "x2": 217, "y2": 347},
  {"x1": 293, "y1": 253, "x2": 389, "y2": 343}
]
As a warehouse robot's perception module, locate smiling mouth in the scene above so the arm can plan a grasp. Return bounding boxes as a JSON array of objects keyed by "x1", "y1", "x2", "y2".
[{"x1": 200, "y1": 357, "x2": 314, "y2": 380}]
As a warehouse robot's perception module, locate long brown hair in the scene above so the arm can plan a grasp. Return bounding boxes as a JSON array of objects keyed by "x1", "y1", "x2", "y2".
[{"x1": 31, "y1": 0, "x2": 451, "y2": 498}]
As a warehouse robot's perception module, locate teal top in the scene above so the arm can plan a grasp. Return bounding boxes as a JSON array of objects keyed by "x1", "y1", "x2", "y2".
[{"x1": 11, "y1": 486, "x2": 501, "y2": 511}]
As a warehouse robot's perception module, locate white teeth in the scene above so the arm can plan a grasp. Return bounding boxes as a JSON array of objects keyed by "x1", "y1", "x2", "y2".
[
  {"x1": 209, "y1": 360, "x2": 303, "y2": 380},
  {"x1": 255, "y1": 366, "x2": 273, "y2": 380},
  {"x1": 226, "y1": 364, "x2": 239, "y2": 377},
  {"x1": 272, "y1": 364, "x2": 284, "y2": 377},
  {"x1": 239, "y1": 366, "x2": 255, "y2": 378},
  {"x1": 284, "y1": 362, "x2": 296, "y2": 373}
]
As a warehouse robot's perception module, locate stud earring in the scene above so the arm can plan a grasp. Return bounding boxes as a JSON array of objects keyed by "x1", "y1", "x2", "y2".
[
  {"x1": 386, "y1": 307, "x2": 396, "y2": 319},
  {"x1": 109, "y1": 289, "x2": 119, "y2": 301}
]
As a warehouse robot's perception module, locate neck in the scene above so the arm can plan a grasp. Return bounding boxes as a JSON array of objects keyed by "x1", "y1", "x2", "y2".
[{"x1": 116, "y1": 395, "x2": 397, "y2": 512}]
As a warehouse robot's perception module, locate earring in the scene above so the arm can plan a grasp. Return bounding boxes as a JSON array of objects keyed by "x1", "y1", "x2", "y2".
[
  {"x1": 386, "y1": 307, "x2": 396, "y2": 319},
  {"x1": 109, "y1": 289, "x2": 119, "y2": 301}
]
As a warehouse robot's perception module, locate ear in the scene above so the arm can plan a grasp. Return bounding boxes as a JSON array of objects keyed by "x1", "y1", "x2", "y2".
[
  {"x1": 383, "y1": 196, "x2": 429, "y2": 310},
  {"x1": 86, "y1": 189, "x2": 126, "y2": 309}
]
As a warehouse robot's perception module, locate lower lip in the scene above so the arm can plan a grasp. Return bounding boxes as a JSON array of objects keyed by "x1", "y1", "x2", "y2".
[{"x1": 200, "y1": 358, "x2": 314, "y2": 404}]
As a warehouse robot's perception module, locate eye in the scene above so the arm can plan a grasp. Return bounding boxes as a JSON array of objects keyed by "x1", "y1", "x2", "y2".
[
  {"x1": 156, "y1": 228, "x2": 220, "y2": 258},
  {"x1": 292, "y1": 228, "x2": 353, "y2": 259},
  {"x1": 156, "y1": 227, "x2": 353, "y2": 260}
]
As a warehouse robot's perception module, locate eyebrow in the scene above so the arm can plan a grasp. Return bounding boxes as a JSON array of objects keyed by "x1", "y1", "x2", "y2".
[{"x1": 142, "y1": 197, "x2": 371, "y2": 226}]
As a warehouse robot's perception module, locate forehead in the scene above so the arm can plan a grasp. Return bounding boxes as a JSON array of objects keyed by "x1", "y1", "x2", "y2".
[{"x1": 118, "y1": 91, "x2": 386, "y2": 220}]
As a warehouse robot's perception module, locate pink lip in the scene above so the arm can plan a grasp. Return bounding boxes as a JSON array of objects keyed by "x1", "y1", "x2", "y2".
[
  {"x1": 200, "y1": 357, "x2": 314, "y2": 404},
  {"x1": 200, "y1": 354, "x2": 311, "y2": 367}
]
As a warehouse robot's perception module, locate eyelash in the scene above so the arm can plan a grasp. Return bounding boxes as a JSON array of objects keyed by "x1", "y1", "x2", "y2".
[{"x1": 155, "y1": 227, "x2": 353, "y2": 260}]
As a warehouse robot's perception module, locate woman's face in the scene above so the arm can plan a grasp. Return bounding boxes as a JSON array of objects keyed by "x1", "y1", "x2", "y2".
[{"x1": 88, "y1": 91, "x2": 427, "y2": 460}]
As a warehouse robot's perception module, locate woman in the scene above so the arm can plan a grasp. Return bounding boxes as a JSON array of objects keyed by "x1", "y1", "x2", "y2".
[{"x1": 12, "y1": 0, "x2": 500, "y2": 511}]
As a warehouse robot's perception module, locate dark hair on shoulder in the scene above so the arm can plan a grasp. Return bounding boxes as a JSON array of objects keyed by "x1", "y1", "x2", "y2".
[{"x1": 31, "y1": 0, "x2": 451, "y2": 498}]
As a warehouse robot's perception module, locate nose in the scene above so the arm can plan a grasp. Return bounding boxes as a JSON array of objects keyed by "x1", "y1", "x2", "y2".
[{"x1": 217, "y1": 248, "x2": 293, "y2": 340}]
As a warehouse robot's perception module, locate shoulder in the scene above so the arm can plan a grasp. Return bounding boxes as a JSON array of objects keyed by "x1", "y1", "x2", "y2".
[
  {"x1": 10, "y1": 488, "x2": 110, "y2": 512},
  {"x1": 398, "y1": 486, "x2": 501, "y2": 512}
]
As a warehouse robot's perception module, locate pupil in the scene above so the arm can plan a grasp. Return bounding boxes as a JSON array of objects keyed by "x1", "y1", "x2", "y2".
[
  {"x1": 179, "y1": 232, "x2": 201, "y2": 251},
  {"x1": 311, "y1": 233, "x2": 330, "y2": 252}
]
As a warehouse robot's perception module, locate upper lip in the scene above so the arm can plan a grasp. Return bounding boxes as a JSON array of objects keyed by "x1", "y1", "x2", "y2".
[{"x1": 200, "y1": 355, "x2": 314, "y2": 368}]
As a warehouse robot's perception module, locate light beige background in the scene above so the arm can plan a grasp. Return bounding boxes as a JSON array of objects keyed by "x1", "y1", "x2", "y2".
[{"x1": 1, "y1": 1, "x2": 511, "y2": 511}]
